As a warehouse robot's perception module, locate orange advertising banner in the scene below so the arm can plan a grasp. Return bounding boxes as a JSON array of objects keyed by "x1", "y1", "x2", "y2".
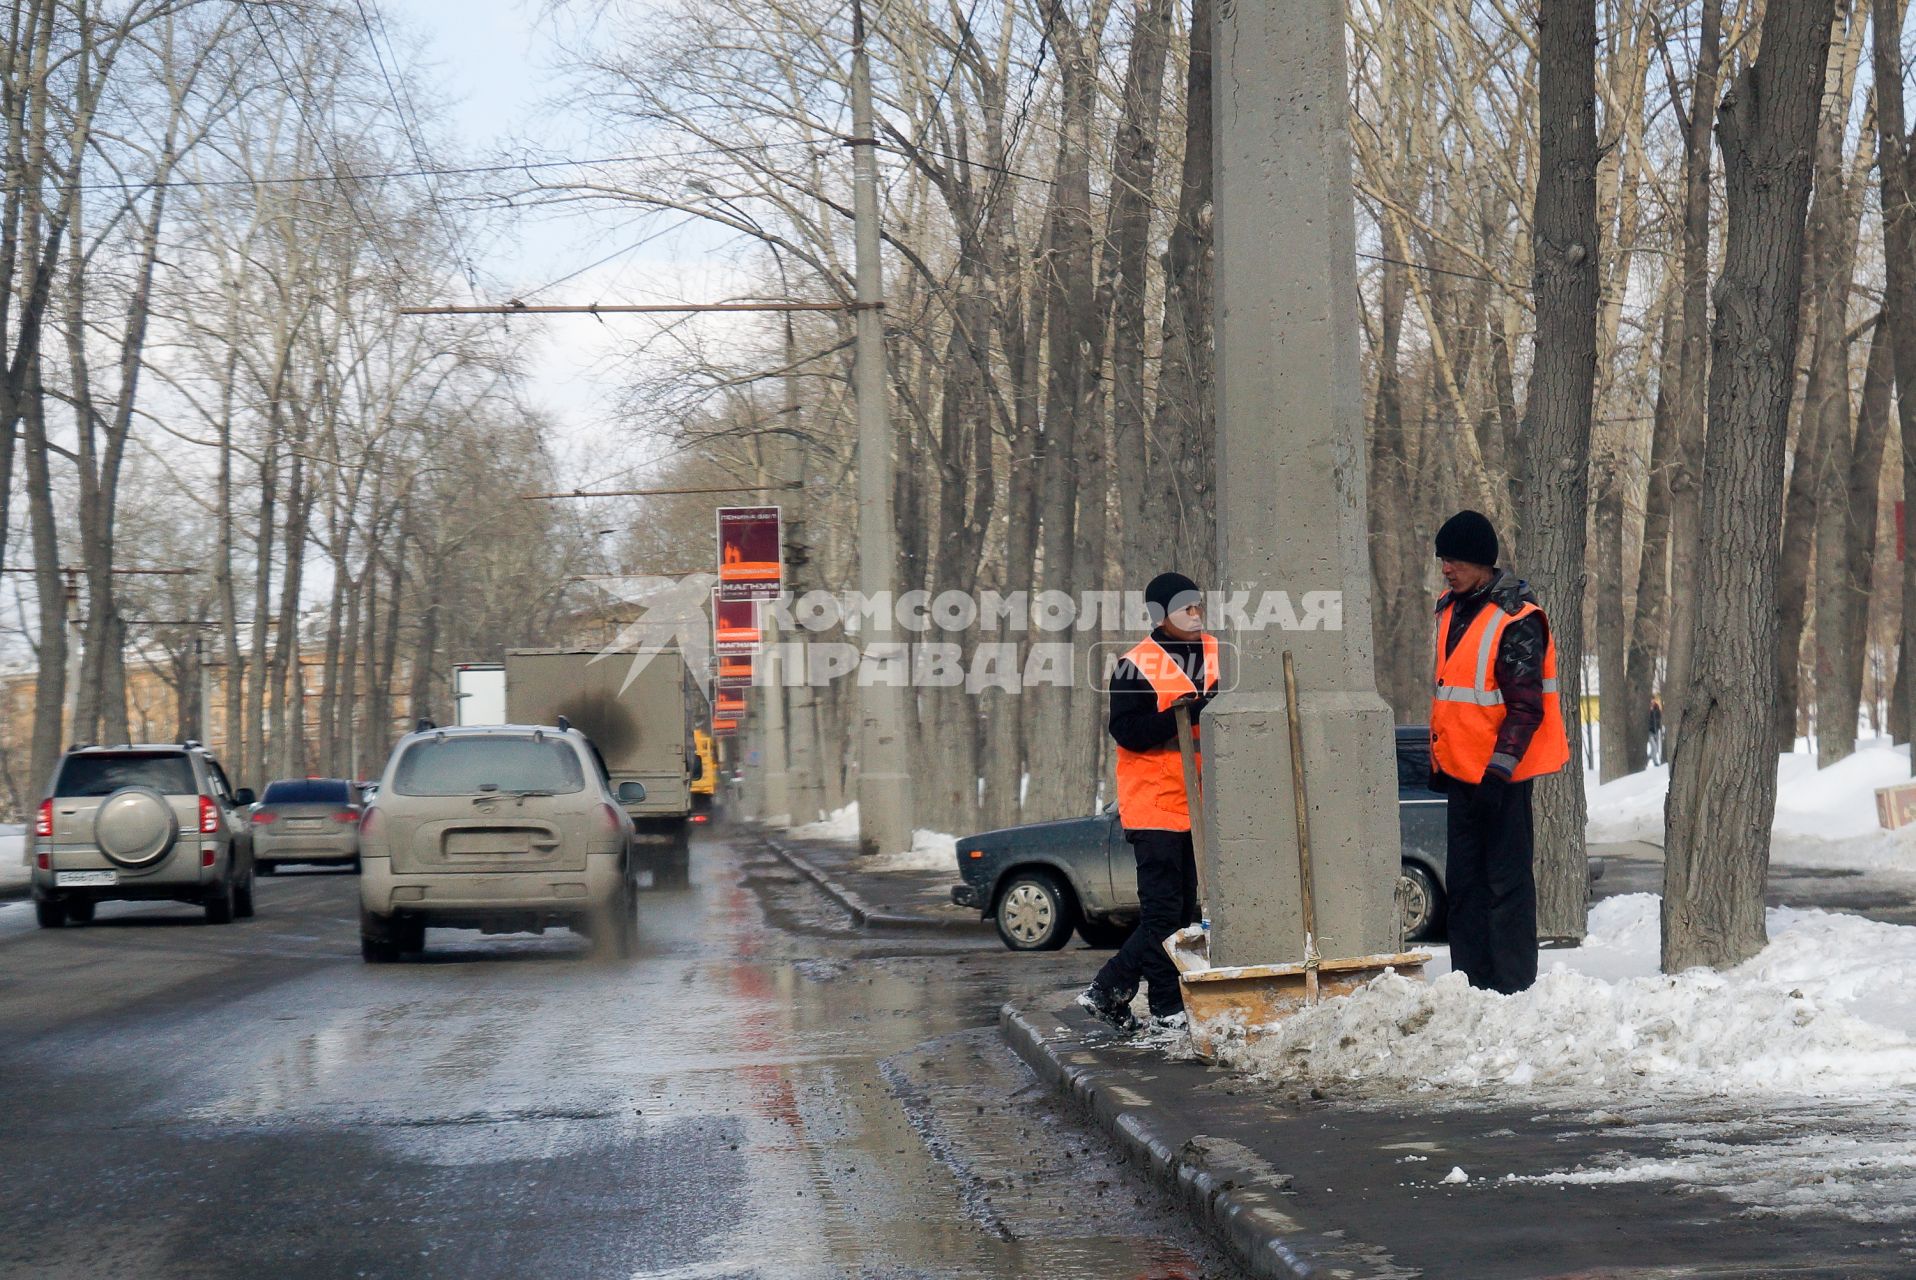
[
  {"x1": 713, "y1": 592, "x2": 760, "y2": 656},
  {"x1": 717, "y1": 506, "x2": 782, "y2": 601}
]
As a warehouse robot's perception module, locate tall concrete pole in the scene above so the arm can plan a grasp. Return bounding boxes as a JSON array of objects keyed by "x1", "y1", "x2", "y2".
[
  {"x1": 1202, "y1": 0, "x2": 1401, "y2": 965},
  {"x1": 850, "y1": 0, "x2": 914, "y2": 856}
]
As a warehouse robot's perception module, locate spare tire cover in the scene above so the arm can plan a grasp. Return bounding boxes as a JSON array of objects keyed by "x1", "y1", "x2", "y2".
[{"x1": 95, "y1": 786, "x2": 179, "y2": 867}]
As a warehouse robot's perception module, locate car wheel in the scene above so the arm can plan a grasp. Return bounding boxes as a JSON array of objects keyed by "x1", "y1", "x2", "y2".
[
  {"x1": 995, "y1": 871, "x2": 1076, "y2": 951},
  {"x1": 64, "y1": 899, "x2": 96, "y2": 926},
  {"x1": 1399, "y1": 863, "x2": 1444, "y2": 943},
  {"x1": 203, "y1": 879, "x2": 235, "y2": 925},
  {"x1": 235, "y1": 870, "x2": 256, "y2": 919},
  {"x1": 1076, "y1": 917, "x2": 1132, "y2": 949},
  {"x1": 34, "y1": 898, "x2": 64, "y2": 929},
  {"x1": 360, "y1": 906, "x2": 402, "y2": 963}
]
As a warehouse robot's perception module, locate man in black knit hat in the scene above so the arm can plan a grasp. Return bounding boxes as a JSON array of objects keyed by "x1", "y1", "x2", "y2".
[
  {"x1": 1428, "y1": 511, "x2": 1570, "y2": 994},
  {"x1": 1077, "y1": 571, "x2": 1217, "y2": 1033}
]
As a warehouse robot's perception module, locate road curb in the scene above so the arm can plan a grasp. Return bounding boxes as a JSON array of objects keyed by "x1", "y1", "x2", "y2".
[
  {"x1": 762, "y1": 837, "x2": 987, "y2": 934},
  {"x1": 999, "y1": 1002, "x2": 1334, "y2": 1280}
]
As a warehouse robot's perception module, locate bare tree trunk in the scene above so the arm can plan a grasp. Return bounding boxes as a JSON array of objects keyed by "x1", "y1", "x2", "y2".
[
  {"x1": 1623, "y1": 300, "x2": 1679, "y2": 774},
  {"x1": 1831, "y1": 314, "x2": 1893, "y2": 743},
  {"x1": 1150, "y1": 0, "x2": 1215, "y2": 583},
  {"x1": 1828, "y1": 315, "x2": 1896, "y2": 757},
  {"x1": 1874, "y1": 0, "x2": 1916, "y2": 748},
  {"x1": 1594, "y1": 449, "x2": 1627, "y2": 782},
  {"x1": 1110, "y1": 0, "x2": 1174, "y2": 585},
  {"x1": 1663, "y1": 0, "x2": 1723, "y2": 754},
  {"x1": 23, "y1": 361, "x2": 64, "y2": 794},
  {"x1": 1027, "y1": 6, "x2": 1097, "y2": 823},
  {"x1": 1517, "y1": 0, "x2": 1599, "y2": 942},
  {"x1": 1663, "y1": 0, "x2": 1832, "y2": 973}
]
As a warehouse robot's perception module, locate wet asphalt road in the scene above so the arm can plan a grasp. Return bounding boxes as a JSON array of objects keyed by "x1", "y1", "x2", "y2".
[{"x1": 0, "y1": 831, "x2": 1246, "y2": 1280}]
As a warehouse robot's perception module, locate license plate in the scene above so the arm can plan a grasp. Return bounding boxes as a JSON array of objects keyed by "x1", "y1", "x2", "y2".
[{"x1": 56, "y1": 870, "x2": 117, "y2": 887}]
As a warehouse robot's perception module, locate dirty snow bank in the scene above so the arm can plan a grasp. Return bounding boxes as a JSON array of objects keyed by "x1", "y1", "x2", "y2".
[
  {"x1": 862, "y1": 829, "x2": 959, "y2": 872},
  {"x1": 1587, "y1": 741, "x2": 1916, "y2": 876},
  {"x1": 786, "y1": 804, "x2": 959, "y2": 871},
  {"x1": 1214, "y1": 894, "x2": 1916, "y2": 1100},
  {"x1": 792, "y1": 803, "x2": 860, "y2": 840}
]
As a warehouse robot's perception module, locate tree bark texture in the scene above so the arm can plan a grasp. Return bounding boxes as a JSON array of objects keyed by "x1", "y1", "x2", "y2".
[
  {"x1": 1517, "y1": 0, "x2": 1599, "y2": 943},
  {"x1": 1664, "y1": 0, "x2": 1832, "y2": 973}
]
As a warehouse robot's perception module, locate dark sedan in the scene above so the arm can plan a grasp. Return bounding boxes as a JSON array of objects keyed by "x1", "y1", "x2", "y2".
[{"x1": 952, "y1": 726, "x2": 1449, "y2": 950}]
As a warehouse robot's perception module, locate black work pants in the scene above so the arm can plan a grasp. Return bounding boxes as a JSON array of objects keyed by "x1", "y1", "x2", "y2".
[
  {"x1": 1444, "y1": 776, "x2": 1537, "y2": 993},
  {"x1": 1095, "y1": 829, "x2": 1199, "y2": 1017}
]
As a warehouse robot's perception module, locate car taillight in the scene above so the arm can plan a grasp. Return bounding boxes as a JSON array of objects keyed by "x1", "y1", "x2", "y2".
[
  {"x1": 690, "y1": 813, "x2": 709, "y2": 824},
  {"x1": 35, "y1": 851, "x2": 49, "y2": 870},
  {"x1": 199, "y1": 795, "x2": 219, "y2": 834},
  {"x1": 202, "y1": 847, "x2": 216, "y2": 867},
  {"x1": 36, "y1": 799, "x2": 52, "y2": 838},
  {"x1": 251, "y1": 810, "x2": 277, "y2": 824},
  {"x1": 333, "y1": 809, "x2": 358, "y2": 824}
]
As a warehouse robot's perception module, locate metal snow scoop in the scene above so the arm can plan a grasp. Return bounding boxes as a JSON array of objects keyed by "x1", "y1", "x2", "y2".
[{"x1": 1163, "y1": 651, "x2": 1429, "y2": 1057}]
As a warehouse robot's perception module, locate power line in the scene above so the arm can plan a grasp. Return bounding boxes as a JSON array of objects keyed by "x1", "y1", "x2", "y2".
[
  {"x1": 241, "y1": 5, "x2": 404, "y2": 280},
  {"x1": 347, "y1": 0, "x2": 480, "y2": 293},
  {"x1": 2, "y1": 142, "x2": 830, "y2": 198}
]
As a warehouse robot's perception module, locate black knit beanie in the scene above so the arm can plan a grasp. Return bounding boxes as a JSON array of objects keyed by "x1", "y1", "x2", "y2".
[
  {"x1": 1434, "y1": 510, "x2": 1498, "y2": 567},
  {"x1": 1144, "y1": 571, "x2": 1202, "y2": 623}
]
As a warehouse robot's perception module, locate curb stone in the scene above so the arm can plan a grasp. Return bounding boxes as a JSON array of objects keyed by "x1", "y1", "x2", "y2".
[
  {"x1": 762, "y1": 836, "x2": 988, "y2": 934},
  {"x1": 999, "y1": 1002, "x2": 1408, "y2": 1280}
]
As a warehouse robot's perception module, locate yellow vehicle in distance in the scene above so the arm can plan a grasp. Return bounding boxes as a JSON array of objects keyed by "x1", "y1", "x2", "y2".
[{"x1": 691, "y1": 728, "x2": 719, "y2": 812}]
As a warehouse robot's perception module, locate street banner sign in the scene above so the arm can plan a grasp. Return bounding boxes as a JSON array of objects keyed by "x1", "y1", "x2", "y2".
[
  {"x1": 718, "y1": 656, "x2": 755, "y2": 690},
  {"x1": 716, "y1": 692, "x2": 747, "y2": 718},
  {"x1": 717, "y1": 506, "x2": 782, "y2": 601},
  {"x1": 714, "y1": 592, "x2": 760, "y2": 656},
  {"x1": 713, "y1": 718, "x2": 739, "y2": 736}
]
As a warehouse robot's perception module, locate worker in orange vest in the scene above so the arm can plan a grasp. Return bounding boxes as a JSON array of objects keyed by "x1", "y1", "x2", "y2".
[
  {"x1": 1078, "y1": 572, "x2": 1217, "y2": 1034},
  {"x1": 1430, "y1": 511, "x2": 1570, "y2": 993}
]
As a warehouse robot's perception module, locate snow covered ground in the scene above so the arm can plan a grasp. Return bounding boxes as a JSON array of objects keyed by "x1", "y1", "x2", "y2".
[
  {"x1": 1588, "y1": 739, "x2": 1916, "y2": 876},
  {"x1": 1191, "y1": 894, "x2": 1916, "y2": 1222},
  {"x1": 788, "y1": 802, "x2": 960, "y2": 872}
]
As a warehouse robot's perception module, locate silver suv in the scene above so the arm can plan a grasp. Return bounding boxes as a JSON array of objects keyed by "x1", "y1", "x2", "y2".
[
  {"x1": 31, "y1": 743, "x2": 257, "y2": 927},
  {"x1": 357, "y1": 723, "x2": 639, "y2": 962}
]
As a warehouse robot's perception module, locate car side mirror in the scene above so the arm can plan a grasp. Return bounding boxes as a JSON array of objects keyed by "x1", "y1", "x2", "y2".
[
  {"x1": 617, "y1": 781, "x2": 647, "y2": 804},
  {"x1": 234, "y1": 788, "x2": 256, "y2": 806}
]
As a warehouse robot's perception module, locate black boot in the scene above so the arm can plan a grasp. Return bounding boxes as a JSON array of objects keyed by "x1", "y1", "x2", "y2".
[{"x1": 1075, "y1": 982, "x2": 1139, "y2": 1033}]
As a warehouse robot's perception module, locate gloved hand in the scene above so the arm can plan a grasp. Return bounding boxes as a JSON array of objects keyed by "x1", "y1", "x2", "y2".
[{"x1": 1470, "y1": 772, "x2": 1507, "y2": 823}]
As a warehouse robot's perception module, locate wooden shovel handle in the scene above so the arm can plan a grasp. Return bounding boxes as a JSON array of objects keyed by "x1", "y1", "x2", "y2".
[{"x1": 1173, "y1": 702, "x2": 1209, "y2": 913}]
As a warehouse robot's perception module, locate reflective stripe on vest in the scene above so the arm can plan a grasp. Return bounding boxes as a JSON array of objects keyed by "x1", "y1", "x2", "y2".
[
  {"x1": 1114, "y1": 633, "x2": 1219, "y2": 832},
  {"x1": 1428, "y1": 596, "x2": 1571, "y2": 783}
]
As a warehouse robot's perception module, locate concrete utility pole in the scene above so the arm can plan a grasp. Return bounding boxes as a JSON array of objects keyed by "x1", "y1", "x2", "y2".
[
  {"x1": 849, "y1": 0, "x2": 914, "y2": 857},
  {"x1": 1203, "y1": 0, "x2": 1402, "y2": 965}
]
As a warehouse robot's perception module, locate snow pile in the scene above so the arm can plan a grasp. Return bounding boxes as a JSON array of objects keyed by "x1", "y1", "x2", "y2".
[
  {"x1": 791, "y1": 803, "x2": 859, "y2": 840},
  {"x1": 1587, "y1": 742, "x2": 1916, "y2": 876},
  {"x1": 1212, "y1": 895, "x2": 1916, "y2": 1100},
  {"x1": 863, "y1": 829, "x2": 960, "y2": 873}
]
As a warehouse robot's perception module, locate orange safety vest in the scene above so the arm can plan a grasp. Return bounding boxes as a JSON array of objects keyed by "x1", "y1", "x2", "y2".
[
  {"x1": 1429, "y1": 596, "x2": 1571, "y2": 784},
  {"x1": 1114, "y1": 633, "x2": 1220, "y2": 831}
]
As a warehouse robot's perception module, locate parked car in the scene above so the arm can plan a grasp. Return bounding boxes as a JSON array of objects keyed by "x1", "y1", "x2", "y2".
[
  {"x1": 356, "y1": 722, "x2": 640, "y2": 962},
  {"x1": 252, "y1": 778, "x2": 362, "y2": 873},
  {"x1": 29, "y1": 742, "x2": 257, "y2": 927},
  {"x1": 952, "y1": 726, "x2": 1451, "y2": 951}
]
